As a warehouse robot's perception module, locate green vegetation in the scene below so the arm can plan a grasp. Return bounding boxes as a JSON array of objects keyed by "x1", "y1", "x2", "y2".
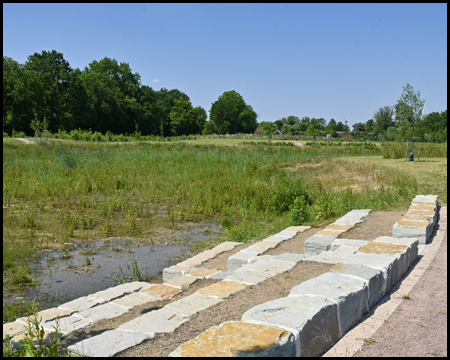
[{"x1": 382, "y1": 142, "x2": 447, "y2": 159}]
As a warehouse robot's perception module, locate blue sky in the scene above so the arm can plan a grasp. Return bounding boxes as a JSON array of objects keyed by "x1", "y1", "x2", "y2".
[{"x1": 3, "y1": 3, "x2": 447, "y2": 127}]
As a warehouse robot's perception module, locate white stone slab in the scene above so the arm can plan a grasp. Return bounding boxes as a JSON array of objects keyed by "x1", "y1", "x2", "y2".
[
  {"x1": 111, "y1": 292, "x2": 160, "y2": 309},
  {"x1": 164, "y1": 293, "x2": 222, "y2": 316},
  {"x1": 68, "y1": 329, "x2": 152, "y2": 357},
  {"x1": 58, "y1": 296, "x2": 102, "y2": 312},
  {"x1": 73, "y1": 303, "x2": 129, "y2": 322},
  {"x1": 224, "y1": 269, "x2": 274, "y2": 285},
  {"x1": 118, "y1": 308, "x2": 189, "y2": 334},
  {"x1": 87, "y1": 287, "x2": 128, "y2": 303},
  {"x1": 43, "y1": 315, "x2": 91, "y2": 335},
  {"x1": 243, "y1": 259, "x2": 296, "y2": 275},
  {"x1": 240, "y1": 245, "x2": 269, "y2": 255}
]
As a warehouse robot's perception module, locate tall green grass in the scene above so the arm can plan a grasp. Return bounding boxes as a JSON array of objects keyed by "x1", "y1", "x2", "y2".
[{"x1": 382, "y1": 142, "x2": 447, "y2": 159}]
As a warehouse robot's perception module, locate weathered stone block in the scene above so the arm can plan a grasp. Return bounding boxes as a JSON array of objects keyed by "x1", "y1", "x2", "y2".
[
  {"x1": 274, "y1": 230, "x2": 297, "y2": 239},
  {"x1": 393, "y1": 219, "x2": 432, "y2": 244},
  {"x1": 289, "y1": 272, "x2": 368, "y2": 335},
  {"x1": 330, "y1": 263, "x2": 386, "y2": 308},
  {"x1": 164, "y1": 293, "x2": 222, "y2": 316},
  {"x1": 43, "y1": 315, "x2": 91, "y2": 335},
  {"x1": 169, "y1": 321, "x2": 296, "y2": 357},
  {"x1": 240, "y1": 245, "x2": 270, "y2": 255},
  {"x1": 196, "y1": 281, "x2": 247, "y2": 299},
  {"x1": 304, "y1": 235, "x2": 336, "y2": 257},
  {"x1": 315, "y1": 229, "x2": 345, "y2": 237},
  {"x1": 11, "y1": 331, "x2": 64, "y2": 351},
  {"x1": 118, "y1": 308, "x2": 189, "y2": 334},
  {"x1": 372, "y1": 236, "x2": 419, "y2": 266},
  {"x1": 58, "y1": 296, "x2": 102, "y2": 312},
  {"x1": 305, "y1": 245, "x2": 360, "y2": 264},
  {"x1": 253, "y1": 240, "x2": 279, "y2": 248},
  {"x1": 241, "y1": 295, "x2": 339, "y2": 357},
  {"x1": 111, "y1": 292, "x2": 159, "y2": 309},
  {"x1": 224, "y1": 268, "x2": 273, "y2": 285},
  {"x1": 17, "y1": 308, "x2": 73, "y2": 325},
  {"x1": 163, "y1": 264, "x2": 190, "y2": 282},
  {"x1": 331, "y1": 239, "x2": 369, "y2": 251},
  {"x1": 165, "y1": 275, "x2": 198, "y2": 288},
  {"x1": 139, "y1": 284, "x2": 181, "y2": 300},
  {"x1": 3, "y1": 322, "x2": 27, "y2": 339},
  {"x1": 272, "y1": 253, "x2": 305, "y2": 264},
  {"x1": 68, "y1": 329, "x2": 152, "y2": 357},
  {"x1": 228, "y1": 251, "x2": 256, "y2": 272},
  {"x1": 243, "y1": 259, "x2": 296, "y2": 276},
  {"x1": 73, "y1": 303, "x2": 129, "y2": 322}
]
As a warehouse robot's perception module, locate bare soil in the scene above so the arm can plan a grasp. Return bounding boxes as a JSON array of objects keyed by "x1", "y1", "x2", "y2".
[{"x1": 60, "y1": 210, "x2": 407, "y2": 357}]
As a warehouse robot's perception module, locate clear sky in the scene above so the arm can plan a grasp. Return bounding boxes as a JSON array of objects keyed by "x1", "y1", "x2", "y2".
[{"x1": 3, "y1": 3, "x2": 447, "y2": 127}]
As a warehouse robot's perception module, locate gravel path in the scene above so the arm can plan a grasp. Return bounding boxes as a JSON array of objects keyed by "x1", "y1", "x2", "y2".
[{"x1": 354, "y1": 218, "x2": 447, "y2": 357}]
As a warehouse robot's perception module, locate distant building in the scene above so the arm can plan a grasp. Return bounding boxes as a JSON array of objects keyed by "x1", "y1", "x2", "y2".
[{"x1": 341, "y1": 132, "x2": 353, "y2": 141}]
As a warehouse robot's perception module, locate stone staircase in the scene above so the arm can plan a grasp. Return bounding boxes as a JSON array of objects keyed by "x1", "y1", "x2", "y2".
[{"x1": 3, "y1": 195, "x2": 441, "y2": 357}]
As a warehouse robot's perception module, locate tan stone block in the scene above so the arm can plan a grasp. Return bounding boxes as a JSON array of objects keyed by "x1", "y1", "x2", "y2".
[
  {"x1": 139, "y1": 284, "x2": 180, "y2": 300},
  {"x1": 412, "y1": 201, "x2": 436, "y2": 206},
  {"x1": 285, "y1": 226, "x2": 311, "y2": 232},
  {"x1": 196, "y1": 281, "x2": 247, "y2": 298},
  {"x1": 409, "y1": 204, "x2": 435, "y2": 211},
  {"x1": 3, "y1": 322, "x2": 27, "y2": 339},
  {"x1": 11, "y1": 331, "x2": 64, "y2": 351},
  {"x1": 407, "y1": 209, "x2": 434, "y2": 216},
  {"x1": 326, "y1": 224, "x2": 353, "y2": 231},
  {"x1": 253, "y1": 240, "x2": 279, "y2": 248},
  {"x1": 358, "y1": 241, "x2": 408, "y2": 255},
  {"x1": 18, "y1": 308, "x2": 73, "y2": 325},
  {"x1": 185, "y1": 268, "x2": 219, "y2": 278},
  {"x1": 315, "y1": 229, "x2": 343, "y2": 237},
  {"x1": 397, "y1": 219, "x2": 429, "y2": 227},
  {"x1": 172, "y1": 321, "x2": 292, "y2": 357}
]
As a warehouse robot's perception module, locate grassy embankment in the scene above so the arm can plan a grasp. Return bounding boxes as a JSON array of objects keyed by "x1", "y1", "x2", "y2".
[{"x1": 3, "y1": 137, "x2": 446, "y2": 323}]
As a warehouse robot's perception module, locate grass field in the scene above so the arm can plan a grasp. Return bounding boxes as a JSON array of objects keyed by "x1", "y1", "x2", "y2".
[{"x1": 3, "y1": 137, "x2": 447, "y2": 321}]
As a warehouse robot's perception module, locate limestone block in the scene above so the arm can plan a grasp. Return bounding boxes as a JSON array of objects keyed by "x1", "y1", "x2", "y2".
[
  {"x1": 196, "y1": 281, "x2": 247, "y2": 299},
  {"x1": 326, "y1": 224, "x2": 354, "y2": 231},
  {"x1": 247, "y1": 255, "x2": 274, "y2": 264},
  {"x1": 3, "y1": 322, "x2": 27, "y2": 339},
  {"x1": 240, "y1": 245, "x2": 270, "y2": 255},
  {"x1": 333, "y1": 218, "x2": 363, "y2": 226},
  {"x1": 43, "y1": 315, "x2": 91, "y2": 335},
  {"x1": 224, "y1": 268, "x2": 274, "y2": 285},
  {"x1": 315, "y1": 229, "x2": 345, "y2": 237},
  {"x1": 11, "y1": 331, "x2": 64, "y2": 351},
  {"x1": 163, "y1": 264, "x2": 190, "y2": 282},
  {"x1": 228, "y1": 251, "x2": 256, "y2": 272},
  {"x1": 284, "y1": 225, "x2": 311, "y2": 232},
  {"x1": 111, "y1": 292, "x2": 159, "y2": 309},
  {"x1": 392, "y1": 219, "x2": 432, "y2": 244},
  {"x1": 331, "y1": 239, "x2": 369, "y2": 252},
  {"x1": 263, "y1": 235, "x2": 291, "y2": 243},
  {"x1": 139, "y1": 284, "x2": 181, "y2": 300},
  {"x1": 17, "y1": 308, "x2": 73, "y2": 325},
  {"x1": 253, "y1": 240, "x2": 280, "y2": 248},
  {"x1": 206, "y1": 271, "x2": 233, "y2": 280},
  {"x1": 169, "y1": 321, "x2": 296, "y2": 357},
  {"x1": 165, "y1": 274, "x2": 199, "y2": 288},
  {"x1": 272, "y1": 253, "x2": 305, "y2": 264},
  {"x1": 68, "y1": 329, "x2": 152, "y2": 357},
  {"x1": 274, "y1": 230, "x2": 297, "y2": 239},
  {"x1": 163, "y1": 293, "x2": 223, "y2": 317},
  {"x1": 373, "y1": 236, "x2": 419, "y2": 266},
  {"x1": 241, "y1": 295, "x2": 339, "y2": 357},
  {"x1": 289, "y1": 272, "x2": 368, "y2": 335},
  {"x1": 118, "y1": 308, "x2": 189, "y2": 335},
  {"x1": 58, "y1": 296, "x2": 102, "y2": 312},
  {"x1": 330, "y1": 263, "x2": 386, "y2": 308},
  {"x1": 113, "y1": 281, "x2": 150, "y2": 293},
  {"x1": 73, "y1": 303, "x2": 129, "y2": 322},
  {"x1": 304, "y1": 235, "x2": 336, "y2": 257},
  {"x1": 243, "y1": 259, "x2": 296, "y2": 276},
  {"x1": 88, "y1": 286, "x2": 129, "y2": 303}
]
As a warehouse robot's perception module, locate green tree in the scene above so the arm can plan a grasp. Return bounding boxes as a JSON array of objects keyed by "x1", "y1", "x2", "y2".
[
  {"x1": 157, "y1": 88, "x2": 190, "y2": 136},
  {"x1": 169, "y1": 98, "x2": 206, "y2": 136},
  {"x1": 209, "y1": 90, "x2": 257, "y2": 134},
  {"x1": 327, "y1": 118, "x2": 337, "y2": 130},
  {"x1": 394, "y1": 83, "x2": 426, "y2": 136},
  {"x1": 352, "y1": 122, "x2": 365, "y2": 132},
  {"x1": 306, "y1": 124, "x2": 317, "y2": 136},
  {"x1": 373, "y1": 106, "x2": 394, "y2": 137}
]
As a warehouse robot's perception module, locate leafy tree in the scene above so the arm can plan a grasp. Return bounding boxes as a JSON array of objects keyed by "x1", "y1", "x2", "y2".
[
  {"x1": 169, "y1": 98, "x2": 207, "y2": 136},
  {"x1": 373, "y1": 106, "x2": 394, "y2": 137},
  {"x1": 335, "y1": 121, "x2": 345, "y2": 131},
  {"x1": 365, "y1": 119, "x2": 374, "y2": 133},
  {"x1": 306, "y1": 124, "x2": 318, "y2": 136},
  {"x1": 352, "y1": 122, "x2": 365, "y2": 132},
  {"x1": 394, "y1": 83, "x2": 426, "y2": 136},
  {"x1": 327, "y1": 118, "x2": 337, "y2": 130},
  {"x1": 209, "y1": 90, "x2": 257, "y2": 134},
  {"x1": 157, "y1": 88, "x2": 190, "y2": 135},
  {"x1": 137, "y1": 85, "x2": 161, "y2": 135}
]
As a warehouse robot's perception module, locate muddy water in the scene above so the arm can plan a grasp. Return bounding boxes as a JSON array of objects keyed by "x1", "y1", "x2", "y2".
[{"x1": 4, "y1": 225, "x2": 222, "y2": 308}]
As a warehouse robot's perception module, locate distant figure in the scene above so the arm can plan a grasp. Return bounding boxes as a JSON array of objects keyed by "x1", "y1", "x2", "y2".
[{"x1": 408, "y1": 152, "x2": 414, "y2": 161}]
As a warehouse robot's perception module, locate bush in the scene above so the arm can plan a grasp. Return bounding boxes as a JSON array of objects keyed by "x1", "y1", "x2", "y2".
[{"x1": 382, "y1": 142, "x2": 447, "y2": 159}]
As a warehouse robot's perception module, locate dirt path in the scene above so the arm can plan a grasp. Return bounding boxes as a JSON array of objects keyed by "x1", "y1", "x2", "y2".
[
  {"x1": 353, "y1": 213, "x2": 447, "y2": 357},
  {"x1": 15, "y1": 138, "x2": 34, "y2": 144},
  {"x1": 292, "y1": 141, "x2": 304, "y2": 147}
]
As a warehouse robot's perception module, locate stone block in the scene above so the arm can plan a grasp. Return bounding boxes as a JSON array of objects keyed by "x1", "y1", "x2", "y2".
[
  {"x1": 284, "y1": 225, "x2": 311, "y2": 232},
  {"x1": 289, "y1": 272, "x2": 368, "y2": 335},
  {"x1": 169, "y1": 321, "x2": 296, "y2": 357},
  {"x1": 111, "y1": 292, "x2": 160, "y2": 309},
  {"x1": 43, "y1": 315, "x2": 91, "y2": 335},
  {"x1": 263, "y1": 235, "x2": 290, "y2": 243},
  {"x1": 58, "y1": 296, "x2": 102, "y2": 312},
  {"x1": 253, "y1": 240, "x2": 279, "y2": 248},
  {"x1": 243, "y1": 259, "x2": 296, "y2": 276},
  {"x1": 11, "y1": 331, "x2": 64, "y2": 351},
  {"x1": 113, "y1": 281, "x2": 149, "y2": 293},
  {"x1": 163, "y1": 264, "x2": 190, "y2": 282},
  {"x1": 372, "y1": 236, "x2": 419, "y2": 266},
  {"x1": 393, "y1": 219, "x2": 432, "y2": 244},
  {"x1": 196, "y1": 281, "x2": 247, "y2": 299},
  {"x1": 88, "y1": 286, "x2": 129, "y2": 303},
  {"x1": 73, "y1": 303, "x2": 129, "y2": 322},
  {"x1": 206, "y1": 271, "x2": 233, "y2": 280},
  {"x1": 228, "y1": 251, "x2": 256, "y2": 272},
  {"x1": 304, "y1": 236, "x2": 336, "y2": 257},
  {"x1": 247, "y1": 255, "x2": 274, "y2": 264},
  {"x1": 164, "y1": 293, "x2": 222, "y2": 316},
  {"x1": 118, "y1": 308, "x2": 189, "y2": 334},
  {"x1": 306, "y1": 245, "x2": 360, "y2": 264},
  {"x1": 240, "y1": 245, "x2": 270, "y2": 255},
  {"x1": 330, "y1": 263, "x2": 386, "y2": 308},
  {"x1": 3, "y1": 322, "x2": 27, "y2": 339},
  {"x1": 165, "y1": 275, "x2": 198, "y2": 289},
  {"x1": 17, "y1": 308, "x2": 73, "y2": 325},
  {"x1": 139, "y1": 284, "x2": 181, "y2": 300},
  {"x1": 331, "y1": 238, "x2": 369, "y2": 251},
  {"x1": 333, "y1": 218, "x2": 363, "y2": 225},
  {"x1": 272, "y1": 253, "x2": 305, "y2": 264},
  {"x1": 224, "y1": 268, "x2": 274, "y2": 285},
  {"x1": 241, "y1": 295, "x2": 339, "y2": 357},
  {"x1": 209, "y1": 243, "x2": 237, "y2": 254},
  {"x1": 68, "y1": 329, "x2": 152, "y2": 357},
  {"x1": 274, "y1": 230, "x2": 297, "y2": 239},
  {"x1": 326, "y1": 224, "x2": 354, "y2": 231}
]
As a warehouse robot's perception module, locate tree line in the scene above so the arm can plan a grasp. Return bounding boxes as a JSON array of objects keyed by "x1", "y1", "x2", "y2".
[{"x1": 3, "y1": 50, "x2": 257, "y2": 137}]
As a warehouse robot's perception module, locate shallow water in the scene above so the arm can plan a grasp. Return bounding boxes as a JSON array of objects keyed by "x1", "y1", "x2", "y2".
[{"x1": 4, "y1": 225, "x2": 222, "y2": 308}]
